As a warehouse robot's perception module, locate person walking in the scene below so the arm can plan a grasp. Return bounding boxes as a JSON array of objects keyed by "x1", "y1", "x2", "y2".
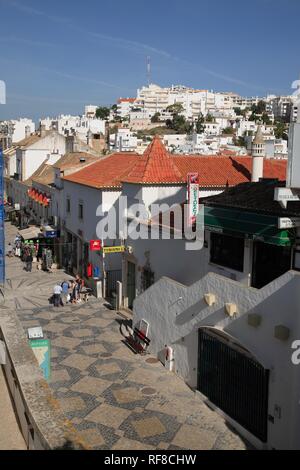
[
  {"x1": 61, "y1": 280, "x2": 70, "y2": 305},
  {"x1": 6, "y1": 243, "x2": 13, "y2": 258},
  {"x1": 25, "y1": 252, "x2": 33, "y2": 272},
  {"x1": 53, "y1": 283, "x2": 63, "y2": 308}
]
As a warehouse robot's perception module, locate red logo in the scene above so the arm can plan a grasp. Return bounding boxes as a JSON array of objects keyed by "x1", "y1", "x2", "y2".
[{"x1": 90, "y1": 240, "x2": 101, "y2": 251}]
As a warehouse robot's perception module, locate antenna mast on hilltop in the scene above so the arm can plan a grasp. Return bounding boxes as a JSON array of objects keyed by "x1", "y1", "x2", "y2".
[{"x1": 147, "y1": 56, "x2": 151, "y2": 86}]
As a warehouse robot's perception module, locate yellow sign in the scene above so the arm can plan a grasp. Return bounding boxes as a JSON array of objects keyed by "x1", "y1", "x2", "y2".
[{"x1": 103, "y1": 245, "x2": 125, "y2": 254}]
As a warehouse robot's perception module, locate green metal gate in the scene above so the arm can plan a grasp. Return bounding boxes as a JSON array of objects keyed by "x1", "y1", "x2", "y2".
[{"x1": 198, "y1": 329, "x2": 269, "y2": 442}]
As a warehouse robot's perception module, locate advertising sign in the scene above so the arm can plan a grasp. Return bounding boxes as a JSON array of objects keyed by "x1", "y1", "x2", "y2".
[
  {"x1": 187, "y1": 173, "x2": 199, "y2": 227},
  {"x1": 90, "y1": 240, "x2": 102, "y2": 251},
  {"x1": 103, "y1": 246, "x2": 125, "y2": 254},
  {"x1": 29, "y1": 339, "x2": 51, "y2": 381}
]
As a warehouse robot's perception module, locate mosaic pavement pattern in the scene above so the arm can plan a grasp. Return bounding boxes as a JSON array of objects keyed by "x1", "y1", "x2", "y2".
[{"x1": 3, "y1": 222, "x2": 248, "y2": 450}]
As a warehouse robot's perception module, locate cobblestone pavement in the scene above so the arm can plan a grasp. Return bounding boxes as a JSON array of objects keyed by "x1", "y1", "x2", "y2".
[{"x1": 2, "y1": 222, "x2": 248, "y2": 450}]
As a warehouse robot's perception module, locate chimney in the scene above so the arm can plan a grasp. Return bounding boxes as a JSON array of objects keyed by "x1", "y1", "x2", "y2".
[
  {"x1": 251, "y1": 125, "x2": 265, "y2": 182},
  {"x1": 40, "y1": 124, "x2": 47, "y2": 138}
]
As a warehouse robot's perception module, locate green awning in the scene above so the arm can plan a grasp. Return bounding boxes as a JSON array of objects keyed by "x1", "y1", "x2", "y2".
[{"x1": 204, "y1": 206, "x2": 295, "y2": 246}]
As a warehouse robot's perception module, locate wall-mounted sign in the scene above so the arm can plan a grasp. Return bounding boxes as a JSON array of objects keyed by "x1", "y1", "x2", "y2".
[
  {"x1": 278, "y1": 217, "x2": 300, "y2": 229},
  {"x1": 93, "y1": 266, "x2": 101, "y2": 279},
  {"x1": 29, "y1": 339, "x2": 51, "y2": 381},
  {"x1": 103, "y1": 245, "x2": 125, "y2": 254},
  {"x1": 187, "y1": 173, "x2": 199, "y2": 227},
  {"x1": 90, "y1": 240, "x2": 101, "y2": 251},
  {"x1": 274, "y1": 187, "x2": 300, "y2": 209}
]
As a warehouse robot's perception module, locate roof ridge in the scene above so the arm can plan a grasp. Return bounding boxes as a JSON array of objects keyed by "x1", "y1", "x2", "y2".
[{"x1": 123, "y1": 135, "x2": 184, "y2": 184}]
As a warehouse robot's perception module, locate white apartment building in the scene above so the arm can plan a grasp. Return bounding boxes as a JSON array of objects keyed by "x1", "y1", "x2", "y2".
[
  {"x1": 110, "y1": 128, "x2": 138, "y2": 152},
  {"x1": 40, "y1": 114, "x2": 106, "y2": 142},
  {"x1": 84, "y1": 105, "x2": 98, "y2": 118},
  {"x1": 1, "y1": 118, "x2": 35, "y2": 144},
  {"x1": 135, "y1": 84, "x2": 209, "y2": 120},
  {"x1": 117, "y1": 98, "x2": 136, "y2": 119},
  {"x1": 267, "y1": 96, "x2": 297, "y2": 122}
]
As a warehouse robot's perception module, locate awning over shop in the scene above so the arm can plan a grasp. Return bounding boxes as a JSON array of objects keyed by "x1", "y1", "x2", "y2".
[
  {"x1": 18, "y1": 226, "x2": 41, "y2": 241},
  {"x1": 40, "y1": 225, "x2": 60, "y2": 238},
  {"x1": 204, "y1": 206, "x2": 295, "y2": 246}
]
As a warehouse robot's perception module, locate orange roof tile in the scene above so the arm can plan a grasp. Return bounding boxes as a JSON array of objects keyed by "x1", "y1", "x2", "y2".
[
  {"x1": 118, "y1": 98, "x2": 136, "y2": 103},
  {"x1": 173, "y1": 155, "x2": 286, "y2": 187},
  {"x1": 62, "y1": 136, "x2": 287, "y2": 189},
  {"x1": 123, "y1": 136, "x2": 184, "y2": 184},
  {"x1": 63, "y1": 152, "x2": 139, "y2": 189}
]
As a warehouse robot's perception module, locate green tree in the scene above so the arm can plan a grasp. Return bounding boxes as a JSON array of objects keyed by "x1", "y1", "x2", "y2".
[
  {"x1": 151, "y1": 112, "x2": 161, "y2": 123},
  {"x1": 205, "y1": 113, "x2": 215, "y2": 123},
  {"x1": 251, "y1": 100, "x2": 266, "y2": 115},
  {"x1": 166, "y1": 103, "x2": 184, "y2": 115},
  {"x1": 195, "y1": 113, "x2": 205, "y2": 134},
  {"x1": 223, "y1": 126, "x2": 235, "y2": 135},
  {"x1": 261, "y1": 112, "x2": 271, "y2": 125},
  {"x1": 234, "y1": 136, "x2": 247, "y2": 147},
  {"x1": 274, "y1": 121, "x2": 288, "y2": 140},
  {"x1": 96, "y1": 107, "x2": 110, "y2": 120}
]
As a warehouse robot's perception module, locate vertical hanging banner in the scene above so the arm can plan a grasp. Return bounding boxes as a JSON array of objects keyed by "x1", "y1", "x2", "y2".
[
  {"x1": 187, "y1": 173, "x2": 199, "y2": 227},
  {"x1": 0, "y1": 147, "x2": 5, "y2": 286}
]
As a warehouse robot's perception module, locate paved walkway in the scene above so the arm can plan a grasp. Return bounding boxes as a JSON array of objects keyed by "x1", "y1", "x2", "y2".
[
  {"x1": 0, "y1": 366, "x2": 26, "y2": 450},
  {"x1": 2, "y1": 222, "x2": 248, "y2": 450}
]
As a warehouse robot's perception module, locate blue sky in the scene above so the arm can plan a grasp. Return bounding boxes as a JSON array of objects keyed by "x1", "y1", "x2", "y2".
[{"x1": 0, "y1": 0, "x2": 299, "y2": 121}]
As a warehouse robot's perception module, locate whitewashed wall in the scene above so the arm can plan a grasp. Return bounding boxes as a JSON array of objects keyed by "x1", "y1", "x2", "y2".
[{"x1": 133, "y1": 270, "x2": 300, "y2": 450}]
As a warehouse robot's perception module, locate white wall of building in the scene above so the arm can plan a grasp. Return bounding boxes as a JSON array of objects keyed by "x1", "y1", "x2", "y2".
[
  {"x1": 11, "y1": 119, "x2": 35, "y2": 143},
  {"x1": 16, "y1": 133, "x2": 66, "y2": 181},
  {"x1": 133, "y1": 269, "x2": 300, "y2": 450}
]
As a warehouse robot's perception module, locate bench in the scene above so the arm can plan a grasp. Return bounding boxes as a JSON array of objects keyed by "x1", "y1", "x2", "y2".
[{"x1": 126, "y1": 327, "x2": 151, "y2": 355}]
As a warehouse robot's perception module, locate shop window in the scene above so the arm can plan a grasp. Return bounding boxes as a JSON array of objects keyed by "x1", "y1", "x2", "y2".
[{"x1": 210, "y1": 232, "x2": 244, "y2": 272}]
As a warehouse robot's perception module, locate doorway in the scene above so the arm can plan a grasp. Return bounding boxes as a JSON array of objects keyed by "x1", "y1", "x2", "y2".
[{"x1": 198, "y1": 329, "x2": 269, "y2": 442}]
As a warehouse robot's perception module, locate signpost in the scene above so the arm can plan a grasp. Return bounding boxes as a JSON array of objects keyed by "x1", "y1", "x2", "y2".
[{"x1": 187, "y1": 173, "x2": 199, "y2": 227}]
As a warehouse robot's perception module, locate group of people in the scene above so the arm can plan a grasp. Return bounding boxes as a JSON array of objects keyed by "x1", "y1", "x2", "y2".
[
  {"x1": 52, "y1": 275, "x2": 85, "y2": 307},
  {"x1": 6, "y1": 235, "x2": 36, "y2": 272}
]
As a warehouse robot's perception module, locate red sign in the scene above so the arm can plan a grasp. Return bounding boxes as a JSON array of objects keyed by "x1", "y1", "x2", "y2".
[
  {"x1": 187, "y1": 173, "x2": 199, "y2": 227},
  {"x1": 90, "y1": 240, "x2": 101, "y2": 251}
]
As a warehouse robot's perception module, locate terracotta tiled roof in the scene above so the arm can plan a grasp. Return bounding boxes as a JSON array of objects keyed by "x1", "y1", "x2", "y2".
[
  {"x1": 62, "y1": 136, "x2": 287, "y2": 189},
  {"x1": 63, "y1": 152, "x2": 139, "y2": 189},
  {"x1": 123, "y1": 136, "x2": 184, "y2": 184},
  {"x1": 118, "y1": 98, "x2": 136, "y2": 103},
  {"x1": 173, "y1": 155, "x2": 286, "y2": 187}
]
